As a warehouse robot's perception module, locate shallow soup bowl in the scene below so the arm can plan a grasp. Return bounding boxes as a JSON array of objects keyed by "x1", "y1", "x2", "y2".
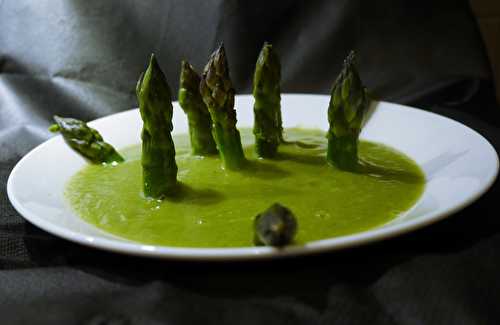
[{"x1": 7, "y1": 94, "x2": 499, "y2": 260}]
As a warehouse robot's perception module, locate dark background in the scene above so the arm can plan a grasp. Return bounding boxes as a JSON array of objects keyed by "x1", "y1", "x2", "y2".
[{"x1": 1, "y1": 1, "x2": 500, "y2": 324}]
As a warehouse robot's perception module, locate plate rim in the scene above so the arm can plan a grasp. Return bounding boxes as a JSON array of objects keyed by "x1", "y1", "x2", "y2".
[{"x1": 7, "y1": 94, "x2": 499, "y2": 260}]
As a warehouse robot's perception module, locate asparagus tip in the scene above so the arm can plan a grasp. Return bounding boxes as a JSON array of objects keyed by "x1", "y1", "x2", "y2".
[
  {"x1": 254, "y1": 203, "x2": 297, "y2": 247},
  {"x1": 181, "y1": 60, "x2": 195, "y2": 74},
  {"x1": 217, "y1": 42, "x2": 225, "y2": 52},
  {"x1": 202, "y1": 43, "x2": 230, "y2": 88},
  {"x1": 344, "y1": 50, "x2": 356, "y2": 68},
  {"x1": 136, "y1": 72, "x2": 144, "y2": 96},
  {"x1": 48, "y1": 124, "x2": 60, "y2": 132},
  {"x1": 149, "y1": 53, "x2": 160, "y2": 70},
  {"x1": 212, "y1": 43, "x2": 227, "y2": 66},
  {"x1": 147, "y1": 53, "x2": 164, "y2": 78}
]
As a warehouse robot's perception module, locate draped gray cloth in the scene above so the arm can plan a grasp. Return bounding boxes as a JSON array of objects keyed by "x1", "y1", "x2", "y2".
[{"x1": 1, "y1": 0, "x2": 500, "y2": 324}]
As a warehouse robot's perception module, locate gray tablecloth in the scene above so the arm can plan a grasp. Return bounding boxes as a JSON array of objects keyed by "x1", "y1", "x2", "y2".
[{"x1": 1, "y1": 1, "x2": 500, "y2": 324}]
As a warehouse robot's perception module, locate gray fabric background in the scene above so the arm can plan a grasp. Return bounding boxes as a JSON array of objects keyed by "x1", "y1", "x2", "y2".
[{"x1": 1, "y1": 1, "x2": 500, "y2": 324}]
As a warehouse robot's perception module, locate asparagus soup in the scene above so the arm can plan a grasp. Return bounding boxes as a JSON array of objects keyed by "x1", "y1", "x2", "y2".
[{"x1": 66, "y1": 128, "x2": 425, "y2": 247}]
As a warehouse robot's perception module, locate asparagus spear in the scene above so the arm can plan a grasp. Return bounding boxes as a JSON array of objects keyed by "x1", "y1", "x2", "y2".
[
  {"x1": 200, "y1": 44, "x2": 246, "y2": 170},
  {"x1": 178, "y1": 61, "x2": 218, "y2": 156},
  {"x1": 49, "y1": 116, "x2": 124, "y2": 164},
  {"x1": 327, "y1": 51, "x2": 368, "y2": 171},
  {"x1": 252, "y1": 42, "x2": 282, "y2": 158},
  {"x1": 254, "y1": 203, "x2": 297, "y2": 247},
  {"x1": 136, "y1": 54, "x2": 178, "y2": 198}
]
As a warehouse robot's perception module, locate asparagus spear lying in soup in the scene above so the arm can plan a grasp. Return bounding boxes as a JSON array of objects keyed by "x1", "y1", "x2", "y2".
[{"x1": 49, "y1": 116, "x2": 124, "y2": 164}]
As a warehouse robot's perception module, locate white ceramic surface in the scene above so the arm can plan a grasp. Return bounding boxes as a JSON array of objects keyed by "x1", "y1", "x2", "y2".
[{"x1": 7, "y1": 94, "x2": 499, "y2": 260}]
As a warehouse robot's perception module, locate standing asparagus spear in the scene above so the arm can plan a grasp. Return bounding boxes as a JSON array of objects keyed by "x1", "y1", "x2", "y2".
[
  {"x1": 178, "y1": 61, "x2": 218, "y2": 156},
  {"x1": 327, "y1": 51, "x2": 368, "y2": 171},
  {"x1": 49, "y1": 116, "x2": 124, "y2": 164},
  {"x1": 136, "y1": 54, "x2": 178, "y2": 198},
  {"x1": 200, "y1": 44, "x2": 246, "y2": 170},
  {"x1": 252, "y1": 42, "x2": 282, "y2": 158}
]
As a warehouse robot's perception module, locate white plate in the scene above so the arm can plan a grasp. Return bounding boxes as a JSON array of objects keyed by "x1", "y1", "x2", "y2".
[{"x1": 7, "y1": 94, "x2": 499, "y2": 260}]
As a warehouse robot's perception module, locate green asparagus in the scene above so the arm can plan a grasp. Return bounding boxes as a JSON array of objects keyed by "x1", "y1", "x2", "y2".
[
  {"x1": 327, "y1": 51, "x2": 368, "y2": 171},
  {"x1": 49, "y1": 116, "x2": 124, "y2": 164},
  {"x1": 136, "y1": 54, "x2": 178, "y2": 198},
  {"x1": 252, "y1": 42, "x2": 282, "y2": 158},
  {"x1": 178, "y1": 61, "x2": 218, "y2": 156},
  {"x1": 254, "y1": 203, "x2": 297, "y2": 247},
  {"x1": 200, "y1": 44, "x2": 246, "y2": 170}
]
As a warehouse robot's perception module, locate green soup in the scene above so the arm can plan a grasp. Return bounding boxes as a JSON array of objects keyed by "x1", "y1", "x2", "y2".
[{"x1": 66, "y1": 128, "x2": 425, "y2": 247}]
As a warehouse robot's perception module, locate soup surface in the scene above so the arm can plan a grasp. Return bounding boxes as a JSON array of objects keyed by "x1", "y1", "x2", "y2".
[{"x1": 66, "y1": 128, "x2": 425, "y2": 247}]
